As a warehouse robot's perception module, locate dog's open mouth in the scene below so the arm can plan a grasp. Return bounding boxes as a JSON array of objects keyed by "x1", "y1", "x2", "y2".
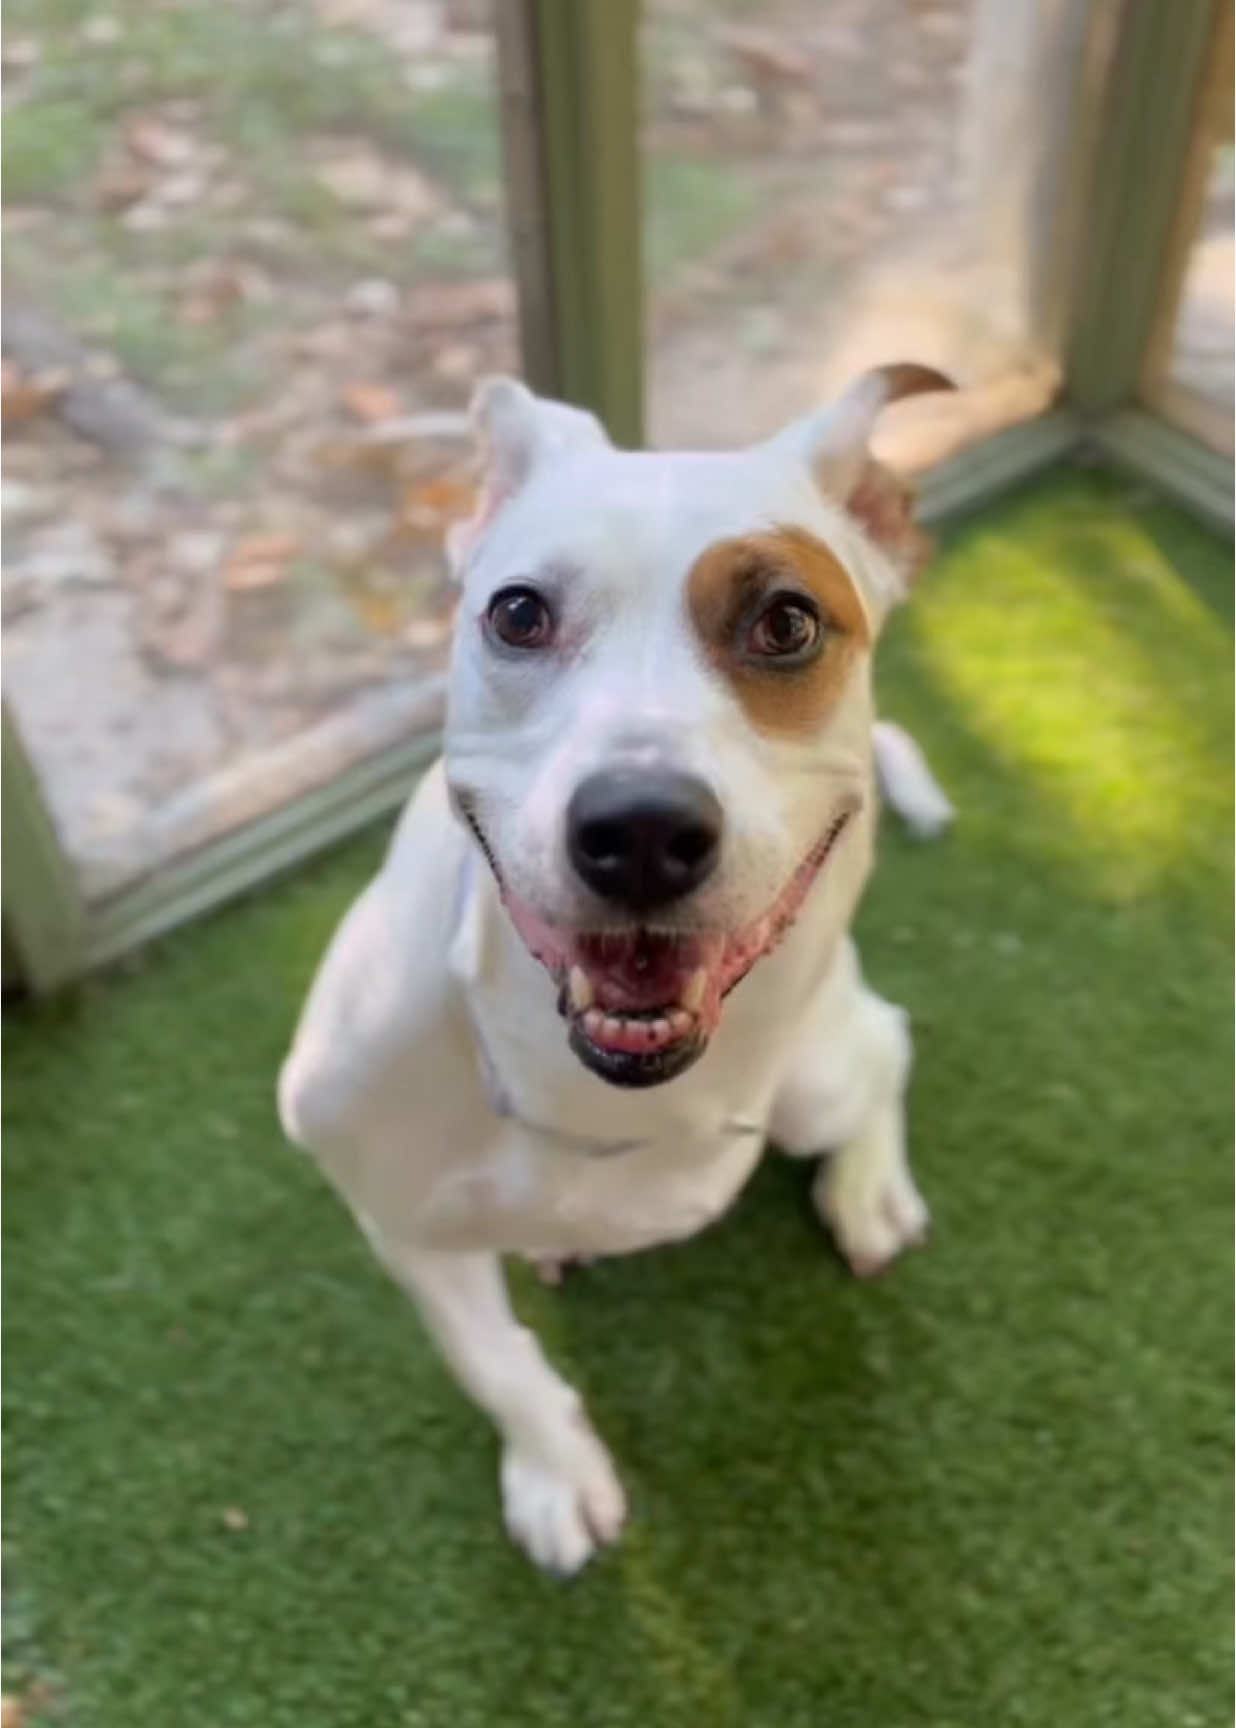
[{"x1": 501, "y1": 807, "x2": 855, "y2": 1087}]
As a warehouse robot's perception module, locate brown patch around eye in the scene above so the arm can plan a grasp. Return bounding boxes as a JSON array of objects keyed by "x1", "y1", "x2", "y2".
[{"x1": 686, "y1": 528, "x2": 869, "y2": 738}]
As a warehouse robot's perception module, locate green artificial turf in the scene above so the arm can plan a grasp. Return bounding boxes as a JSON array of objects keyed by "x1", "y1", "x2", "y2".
[{"x1": 4, "y1": 469, "x2": 1233, "y2": 1727}]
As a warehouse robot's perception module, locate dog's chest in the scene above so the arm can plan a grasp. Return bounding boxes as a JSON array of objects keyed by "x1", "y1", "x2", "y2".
[
  {"x1": 420, "y1": 974, "x2": 780, "y2": 1259},
  {"x1": 415, "y1": 1102, "x2": 766, "y2": 1257},
  {"x1": 422, "y1": 858, "x2": 819, "y2": 1256}
]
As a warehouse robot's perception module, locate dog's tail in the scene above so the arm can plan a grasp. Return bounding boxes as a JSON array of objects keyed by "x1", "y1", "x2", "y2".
[{"x1": 873, "y1": 721, "x2": 955, "y2": 839}]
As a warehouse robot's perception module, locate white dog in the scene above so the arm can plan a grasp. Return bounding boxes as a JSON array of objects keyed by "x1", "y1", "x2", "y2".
[{"x1": 279, "y1": 365, "x2": 955, "y2": 1575}]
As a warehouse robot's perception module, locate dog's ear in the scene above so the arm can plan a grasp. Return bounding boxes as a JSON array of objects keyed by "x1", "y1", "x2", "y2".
[
  {"x1": 773, "y1": 364, "x2": 957, "y2": 592},
  {"x1": 447, "y1": 376, "x2": 611, "y2": 573}
]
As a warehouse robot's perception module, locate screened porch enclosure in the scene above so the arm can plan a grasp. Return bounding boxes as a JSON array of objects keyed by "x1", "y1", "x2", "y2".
[{"x1": 2, "y1": 0, "x2": 1232, "y2": 991}]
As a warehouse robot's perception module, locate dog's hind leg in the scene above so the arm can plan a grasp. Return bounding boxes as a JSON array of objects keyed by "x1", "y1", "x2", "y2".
[
  {"x1": 367, "y1": 1234, "x2": 626, "y2": 1575},
  {"x1": 769, "y1": 939, "x2": 930, "y2": 1277}
]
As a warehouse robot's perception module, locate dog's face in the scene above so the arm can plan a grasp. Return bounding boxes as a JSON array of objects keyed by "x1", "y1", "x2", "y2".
[{"x1": 445, "y1": 367, "x2": 951, "y2": 1087}]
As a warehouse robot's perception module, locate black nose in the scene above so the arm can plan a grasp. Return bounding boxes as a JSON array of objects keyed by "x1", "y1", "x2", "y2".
[{"x1": 567, "y1": 768, "x2": 722, "y2": 911}]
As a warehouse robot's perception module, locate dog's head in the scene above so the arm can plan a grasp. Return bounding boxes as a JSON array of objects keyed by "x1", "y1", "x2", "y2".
[{"x1": 444, "y1": 366, "x2": 952, "y2": 1088}]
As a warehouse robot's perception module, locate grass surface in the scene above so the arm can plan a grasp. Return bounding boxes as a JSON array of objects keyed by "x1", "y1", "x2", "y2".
[{"x1": 4, "y1": 469, "x2": 1232, "y2": 1726}]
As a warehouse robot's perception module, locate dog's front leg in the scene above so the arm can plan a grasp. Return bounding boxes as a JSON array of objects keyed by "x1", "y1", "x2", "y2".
[
  {"x1": 372, "y1": 1237, "x2": 626, "y2": 1574},
  {"x1": 770, "y1": 939, "x2": 930, "y2": 1277}
]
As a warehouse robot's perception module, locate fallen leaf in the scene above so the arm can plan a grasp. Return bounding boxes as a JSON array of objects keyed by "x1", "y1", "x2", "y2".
[
  {"x1": 125, "y1": 114, "x2": 197, "y2": 169},
  {"x1": 158, "y1": 170, "x2": 208, "y2": 207},
  {"x1": 404, "y1": 614, "x2": 454, "y2": 650},
  {"x1": 166, "y1": 529, "x2": 225, "y2": 578},
  {"x1": 312, "y1": 435, "x2": 404, "y2": 479},
  {"x1": 398, "y1": 473, "x2": 476, "y2": 534},
  {"x1": 404, "y1": 278, "x2": 515, "y2": 331},
  {"x1": 223, "y1": 533, "x2": 298, "y2": 592},
  {"x1": 221, "y1": 1505, "x2": 249, "y2": 1532},
  {"x1": 432, "y1": 342, "x2": 479, "y2": 383},
  {"x1": 1, "y1": 37, "x2": 41, "y2": 70},
  {"x1": 341, "y1": 383, "x2": 402, "y2": 427},
  {"x1": 344, "y1": 277, "x2": 400, "y2": 320},
  {"x1": 141, "y1": 596, "x2": 223, "y2": 669},
  {"x1": 294, "y1": 321, "x2": 355, "y2": 363},
  {"x1": 82, "y1": 13, "x2": 122, "y2": 45},
  {"x1": 348, "y1": 579, "x2": 407, "y2": 636},
  {"x1": 121, "y1": 200, "x2": 170, "y2": 234},
  {"x1": 367, "y1": 210, "x2": 413, "y2": 242},
  {"x1": 1, "y1": 1695, "x2": 25, "y2": 1728},
  {"x1": 176, "y1": 260, "x2": 249, "y2": 325},
  {"x1": 445, "y1": 0, "x2": 491, "y2": 28},
  {"x1": 313, "y1": 143, "x2": 437, "y2": 221},
  {"x1": 230, "y1": 532, "x2": 299, "y2": 562},
  {"x1": 717, "y1": 25, "x2": 811, "y2": 86},
  {"x1": 314, "y1": 0, "x2": 381, "y2": 24},
  {"x1": 313, "y1": 142, "x2": 385, "y2": 207},
  {"x1": 2, "y1": 360, "x2": 70, "y2": 429},
  {"x1": 94, "y1": 158, "x2": 151, "y2": 211}
]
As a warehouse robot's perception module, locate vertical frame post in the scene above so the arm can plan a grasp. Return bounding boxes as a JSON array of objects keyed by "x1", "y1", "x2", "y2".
[
  {"x1": 2, "y1": 704, "x2": 85, "y2": 993},
  {"x1": 1066, "y1": 0, "x2": 1221, "y2": 417},
  {"x1": 1139, "y1": 0, "x2": 1233, "y2": 454},
  {"x1": 495, "y1": 0, "x2": 644, "y2": 446}
]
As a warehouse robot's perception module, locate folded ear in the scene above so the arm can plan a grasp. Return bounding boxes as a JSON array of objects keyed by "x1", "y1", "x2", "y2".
[
  {"x1": 771, "y1": 364, "x2": 957, "y2": 591},
  {"x1": 446, "y1": 376, "x2": 611, "y2": 573}
]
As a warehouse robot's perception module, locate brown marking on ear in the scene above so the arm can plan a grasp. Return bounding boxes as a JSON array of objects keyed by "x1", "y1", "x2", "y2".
[
  {"x1": 807, "y1": 363, "x2": 954, "y2": 586},
  {"x1": 686, "y1": 528, "x2": 869, "y2": 739},
  {"x1": 846, "y1": 459, "x2": 934, "y2": 586},
  {"x1": 867, "y1": 362, "x2": 957, "y2": 407}
]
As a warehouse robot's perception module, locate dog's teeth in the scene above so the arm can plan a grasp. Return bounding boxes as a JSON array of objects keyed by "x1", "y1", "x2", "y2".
[
  {"x1": 602, "y1": 1015, "x2": 623, "y2": 1042},
  {"x1": 668, "y1": 1008, "x2": 692, "y2": 1037},
  {"x1": 582, "y1": 1007, "x2": 604, "y2": 1037},
  {"x1": 680, "y1": 968, "x2": 708, "y2": 1014},
  {"x1": 568, "y1": 965, "x2": 594, "y2": 1011},
  {"x1": 652, "y1": 1017, "x2": 671, "y2": 1041}
]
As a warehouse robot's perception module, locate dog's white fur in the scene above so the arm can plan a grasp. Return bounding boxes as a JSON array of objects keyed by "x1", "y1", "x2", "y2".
[{"x1": 279, "y1": 373, "x2": 948, "y2": 1575}]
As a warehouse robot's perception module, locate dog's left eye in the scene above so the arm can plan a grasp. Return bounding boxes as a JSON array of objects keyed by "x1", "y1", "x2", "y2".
[
  {"x1": 487, "y1": 585, "x2": 554, "y2": 650},
  {"x1": 746, "y1": 594, "x2": 821, "y2": 661}
]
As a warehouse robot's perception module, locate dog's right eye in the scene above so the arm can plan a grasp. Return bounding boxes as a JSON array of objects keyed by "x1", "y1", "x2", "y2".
[{"x1": 486, "y1": 585, "x2": 554, "y2": 650}]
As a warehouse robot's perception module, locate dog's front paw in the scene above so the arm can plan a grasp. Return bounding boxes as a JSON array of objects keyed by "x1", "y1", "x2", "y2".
[
  {"x1": 500, "y1": 1417, "x2": 626, "y2": 1576},
  {"x1": 814, "y1": 1154, "x2": 930, "y2": 1279}
]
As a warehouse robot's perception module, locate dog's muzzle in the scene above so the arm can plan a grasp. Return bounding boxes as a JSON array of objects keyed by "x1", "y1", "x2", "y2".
[{"x1": 490, "y1": 801, "x2": 858, "y2": 1090}]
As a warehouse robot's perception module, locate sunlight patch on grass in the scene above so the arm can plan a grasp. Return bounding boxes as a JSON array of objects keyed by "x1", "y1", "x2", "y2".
[{"x1": 916, "y1": 511, "x2": 1232, "y2": 899}]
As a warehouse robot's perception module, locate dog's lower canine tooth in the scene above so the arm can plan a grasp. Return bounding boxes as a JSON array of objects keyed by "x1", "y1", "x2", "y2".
[
  {"x1": 668, "y1": 1008, "x2": 692, "y2": 1037},
  {"x1": 680, "y1": 968, "x2": 708, "y2": 1014},
  {"x1": 582, "y1": 1007, "x2": 604, "y2": 1037},
  {"x1": 568, "y1": 965, "x2": 594, "y2": 1011}
]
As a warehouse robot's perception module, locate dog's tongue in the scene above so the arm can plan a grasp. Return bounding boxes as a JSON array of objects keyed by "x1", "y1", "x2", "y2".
[{"x1": 575, "y1": 930, "x2": 724, "y2": 1015}]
